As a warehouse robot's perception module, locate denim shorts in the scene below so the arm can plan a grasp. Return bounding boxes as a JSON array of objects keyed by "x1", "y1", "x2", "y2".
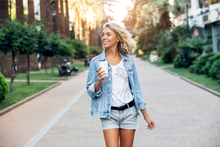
[{"x1": 100, "y1": 106, "x2": 138, "y2": 130}]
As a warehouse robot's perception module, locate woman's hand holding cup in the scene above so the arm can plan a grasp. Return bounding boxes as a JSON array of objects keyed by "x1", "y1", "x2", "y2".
[{"x1": 97, "y1": 67, "x2": 107, "y2": 83}]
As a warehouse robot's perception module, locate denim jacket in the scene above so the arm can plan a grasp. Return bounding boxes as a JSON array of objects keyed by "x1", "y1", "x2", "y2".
[{"x1": 86, "y1": 49, "x2": 146, "y2": 118}]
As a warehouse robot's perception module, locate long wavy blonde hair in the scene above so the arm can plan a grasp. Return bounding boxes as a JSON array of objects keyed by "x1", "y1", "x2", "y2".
[{"x1": 102, "y1": 22, "x2": 136, "y2": 55}]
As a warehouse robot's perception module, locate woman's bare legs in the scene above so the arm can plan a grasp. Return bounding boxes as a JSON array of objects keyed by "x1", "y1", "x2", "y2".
[
  {"x1": 103, "y1": 128, "x2": 120, "y2": 147},
  {"x1": 103, "y1": 128, "x2": 135, "y2": 147},
  {"x1": 119, "y1": 129, "x2": 135, "y2": 147}
]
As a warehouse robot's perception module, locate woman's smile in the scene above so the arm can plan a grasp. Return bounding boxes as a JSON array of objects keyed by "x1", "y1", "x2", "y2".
[{"x1": 101, "y1": 27, "x2": 119, "y2": 48}]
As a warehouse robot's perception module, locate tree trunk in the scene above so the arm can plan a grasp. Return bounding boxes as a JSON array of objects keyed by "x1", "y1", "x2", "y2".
[
  {"x1": 40, "y1": 0, "x2": 46, "y2": 29},
  {"x1": 45, "y1": 0, "x2": 53, "y2": 34},
  {"x1": 60, "y1": 0, "x2": 66, "y2": 36},
  {"x1": 52, "y1": 56, "x2": 58, "y2": 73},
  {"x1": 16, "y1": 0, "x2": 24, "y2": 23},
  {"x1": 54, "y1": 0, "x2": 60, "y2": 33},
  {"x1": 65, "y1": 0, "x2": 70, "y2": 37},
  {"x1": 44, "y1": 56, "x2": 48, "y2": 75},
  {"x1": 10, "y1": 52, "x2": 16, "y2": 92},
  {"x1": 0, "y1": 0, "x2": 9, "y2": 23},
  {"x1": 162, "y1": 4, "x2": 168, "y2": 32},
  {"x1": 26, "y1": 54, "x2": 30, "y2": 85},
  {"x1": 28, "y1": 0, "x2": 35, "y2": 24}
]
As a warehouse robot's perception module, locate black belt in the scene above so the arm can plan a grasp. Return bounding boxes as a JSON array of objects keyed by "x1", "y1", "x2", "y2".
[{"x1": 111, "y1": 100, "x2": 134, "y2": 111}]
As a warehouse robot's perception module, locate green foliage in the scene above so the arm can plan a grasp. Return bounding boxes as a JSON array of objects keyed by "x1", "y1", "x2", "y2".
[
  {"x1": 176, "y1": 37, "x2": 212, "y2": 68},
  {"x1": 141, "y1": 54, "x2": 149, "y2": 61},
  {"x1": 0, "y1": 73, "x2": 9, "y2": 102},
  {"x1": 161, "y1": 51, "x2": 173, "y2": 63},
  {"x1": 202, "y1": 54, "x2": 220, "y2": 76},
  {"x1": 37, "y1": 29, "x2": 50, "y2": 56},
  {"x1": 194, "y1": 53, "x2": 216, "y2": 74},
  {"x1": 137, "y1": 24, "x2": 197, "y2": 64},
  {"x1": 72, "y1": 39, "x2": 88, "y2": 58},
  {"x1": 0, "y1": 20, "x2": 38, "y2": 55},
  {"x1": 189, "y1": 64, "x2": 196, "y2": 73},
  {"x1": 89, "y1": 46, "x2": 102, "y2": 55},
  {"x1": 59, "y1": 38, "x2": 75, "y2": 56},
  {"x1": 173, "y1": 54, "x2": 182, "y2": 68},
  {"x1": 209, "y1": 60, "x2": 220, "y2": 80}
]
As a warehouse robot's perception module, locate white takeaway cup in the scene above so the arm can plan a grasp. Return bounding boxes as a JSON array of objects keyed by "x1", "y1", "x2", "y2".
[{"x1": 98, "y1": 61, "x2": 108, "y2": 77}]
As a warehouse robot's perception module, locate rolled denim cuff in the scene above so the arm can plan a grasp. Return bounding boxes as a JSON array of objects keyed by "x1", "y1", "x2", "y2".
[{"x1": 88, "y1": 83, "x2": 102, "y2": 98}]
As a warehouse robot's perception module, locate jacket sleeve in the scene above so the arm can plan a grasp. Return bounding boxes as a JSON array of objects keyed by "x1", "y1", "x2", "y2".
[
  {"x1": 132, "y1": 60, "x2": 146, "y2": 110},
  {"x1": 86, "y1": 59, "x2": 102, "y2": 98}
]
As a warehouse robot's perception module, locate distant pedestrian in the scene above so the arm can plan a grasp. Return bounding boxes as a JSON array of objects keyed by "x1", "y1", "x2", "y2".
[{"x1": 86, "y1": 21, "x2": 155, "y2": 147}]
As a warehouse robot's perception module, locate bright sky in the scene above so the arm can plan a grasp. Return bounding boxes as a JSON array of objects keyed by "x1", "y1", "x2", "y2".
[{"x1": 104, "y1": 0, "x2": 134, "y2": 22}]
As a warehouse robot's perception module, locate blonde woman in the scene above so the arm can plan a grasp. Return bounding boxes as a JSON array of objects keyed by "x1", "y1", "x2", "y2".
[{"x1": 86, "y1": 21, "x2": 155, "y2": 147}]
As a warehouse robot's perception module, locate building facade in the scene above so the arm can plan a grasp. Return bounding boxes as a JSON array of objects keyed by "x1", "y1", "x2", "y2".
[{"x1": 175, "y1": 0, "x2": 220, "y2": 53}]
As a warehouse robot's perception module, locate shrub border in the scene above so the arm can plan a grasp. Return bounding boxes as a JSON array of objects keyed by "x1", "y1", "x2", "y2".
[{"x1": 0, "y1": 82, "x2": 61, "y2": 116}]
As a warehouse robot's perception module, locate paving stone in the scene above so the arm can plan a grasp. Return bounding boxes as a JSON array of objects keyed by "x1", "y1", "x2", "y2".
[{"x1": 1, "y1": 58, "x2": 220, "y2": 147}]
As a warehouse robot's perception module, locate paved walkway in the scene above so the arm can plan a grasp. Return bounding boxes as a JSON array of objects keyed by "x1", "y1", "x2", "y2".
[{"x1": 0, "y1": 58, "x2": 220, "y2": 147}]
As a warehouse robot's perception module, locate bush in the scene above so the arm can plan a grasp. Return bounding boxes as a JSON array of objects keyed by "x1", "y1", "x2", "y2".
[
  {"x1": 209, "y1": 59, "x2": 220, "y2": 80},
  {"x1": 161, "y1": 51, "x2": 173, "y2": 63},
  {"x1": 202, "y1": 54, "x2": 220, "y2": 76},
  {"x1": 177, "y1": 38, "x2": 212, "y2": 68},
  {"x1": 189, "y1": 64, "x2": 196, "y2": 73},
  {"x1": 142, "y1": 54, "x2": 149, "y2": 61},
  {"x1": 194, "y1": 52, "x2": 215, "y2": 74},
  {"x1": 174, "y1": 54, "x2": 182, "y2": 68},
  {"x1": 89, "y1": 46, "x2": 102, "y2": 55},
  {"x1": 0, "y1": 73, "x2": 9, "y2": 102}
]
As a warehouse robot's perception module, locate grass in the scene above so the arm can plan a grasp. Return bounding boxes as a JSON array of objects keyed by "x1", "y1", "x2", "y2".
[
  {"x1": 150, "y1": 61, "x2": 173, "y2": 67},
  {"x1": 0, "y1": 82, "x2": 57, "y2": 111},
  {"x1": 15, "y1": 72, "x2": 72, "y2": 79},
  {"x1": 39, "y1": 63, "x2": 89, "y2": 72},
  {"x1": 165, "y1": 67, "x2": 190, "y2": 75},
  {"x1": 165, "y1": 67, "x2": 220, "y2": 93},
  {"x1": 142, "y1": 58, "x2": 173, "y2": 67},
  {"x1": 184, "y1": 74, "x2": 220, "y2": 93}
]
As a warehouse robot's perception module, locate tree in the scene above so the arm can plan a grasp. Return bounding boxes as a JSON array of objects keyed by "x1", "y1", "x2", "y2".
[
  {"x1": 54, "y1": 0, "x2": 60, "y2": 33},
  {"x1": 0, "y1": 20, "x2": 38, "y2": 86},
  {"x1": 16, "y1": 25, "x2": 38, "y2": 85},
  {"x1": 60, "y1": 0, "x2": 65, "y2": 35},
  {"x1": 136, "y1": 0, "x2": 185, "y2": 31},
  {"x1": 69, "y1": 0, "x2": 105, "y2": 40},
  {"x1": 28, "y1": 0, "x2": 35, "y2": 24},
  {"x1": 45, "y1": 0, "x2": 53, "y2": 34},
  {"x1": 16, "y1": 0, "x2": 24, "y2": 23},
  {"x1": 65, "y1": 0, "x2": 70, "y2": 37},
  {"x1": 0, "y1": 20, "x2": 21, "y2": 91},
  {"x1": 72, "y1": 39, "x2": 88, "y2": 58},
  {"x1": 0, "y1": 0, "x2": 9, "y2": 23}
]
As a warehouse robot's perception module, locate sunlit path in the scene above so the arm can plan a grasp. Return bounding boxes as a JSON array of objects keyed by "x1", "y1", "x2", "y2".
[{"x1": 30, "y1": 57, "x2": 220, "y2": 147}]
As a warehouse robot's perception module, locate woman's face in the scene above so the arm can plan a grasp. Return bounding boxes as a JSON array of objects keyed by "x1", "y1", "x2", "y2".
[{"x1": 101, "y1": 27, "x2": 119, "y2": 49}]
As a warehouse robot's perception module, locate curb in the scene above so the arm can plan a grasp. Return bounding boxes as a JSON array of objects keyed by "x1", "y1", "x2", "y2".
[
  {"x1": 161, "y1": 68, "x2": 178, "y2": 76},
  {"x1": 0, "y1": 82, "x2": 61, "y2": 117},
  {"x1": 180, "y1": 76, "x2": 220, "y2": 98},
  {"x1": 162, "y1": 68, "x2": 220, "y2": 98}
]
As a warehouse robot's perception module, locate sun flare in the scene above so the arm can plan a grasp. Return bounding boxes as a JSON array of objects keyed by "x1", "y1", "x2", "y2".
[{"x1": 104, "y1": 0, "x2": 134, "y2": 22}]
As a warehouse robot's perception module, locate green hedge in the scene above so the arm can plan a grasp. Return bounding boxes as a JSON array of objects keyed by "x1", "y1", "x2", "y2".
[
  {"x1": 188, "y1": 52, "x2": 220, "y2": 84},
  {"x1": 194, "y1": 52, "x2": 215, "y2": 74},
  {"x1": 209, "y1": 60, "x2": 220, "y2": 81},
  {"x1": 0, "y1": 73, "x2": 9, "y2": 102},
  {"x1": 202, "y1": 54, "x2": 220, "y2": 76}
]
